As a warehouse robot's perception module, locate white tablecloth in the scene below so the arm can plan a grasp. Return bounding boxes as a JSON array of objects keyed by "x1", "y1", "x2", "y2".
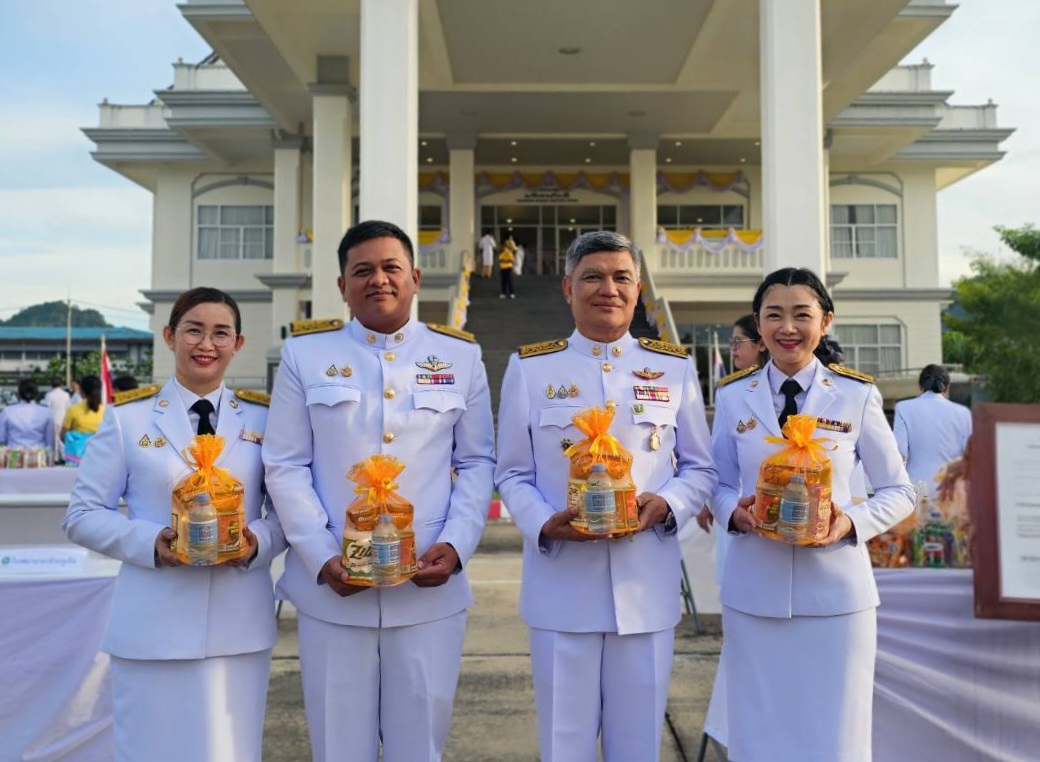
[
  {"x1": 0, "y1": 568, "x2": 117, "y2": 762},
  {"x1": 0, "y1": 467, "x2": 78, "y2": 495},
  {"x1": 874, "y1": 569, "x2": 1040, "y2": 762}
]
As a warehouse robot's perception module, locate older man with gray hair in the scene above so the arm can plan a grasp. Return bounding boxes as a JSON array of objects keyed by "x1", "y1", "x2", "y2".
[{"x1": 495, "y1": 230, "x2": 717, "y2": 762}]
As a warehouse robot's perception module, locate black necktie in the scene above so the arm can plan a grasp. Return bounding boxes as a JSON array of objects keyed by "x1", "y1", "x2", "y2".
[
  {"x1": 779, "y1": 379, "x2": 802, "y2": 430},
  {"x1": 190, "y1": 399, "x2": 216, "y2": 436}
]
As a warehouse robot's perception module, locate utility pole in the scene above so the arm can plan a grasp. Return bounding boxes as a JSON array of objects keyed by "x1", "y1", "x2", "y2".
[{"x1": 65, "y1": 291, "x2": 72, "y2": 388}]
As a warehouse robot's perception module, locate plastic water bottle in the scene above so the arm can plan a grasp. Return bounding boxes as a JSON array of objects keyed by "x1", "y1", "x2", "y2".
[
  {"x1": 371, "y1": 514, "x2": 401, "y2": 585},
  {"x1": 778, "y1": 474, "x2": 810, "y2": 541},
  {"x1": 585, "y1": 464, "x2": 617, "y2": 535},
  {"x1": 187, "y1": 492, "x2": 218, "y2": 566}
]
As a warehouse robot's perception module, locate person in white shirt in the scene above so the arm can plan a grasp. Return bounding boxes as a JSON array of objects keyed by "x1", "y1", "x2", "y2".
[
  {"x1": 43, "y1": 378, "x2": 71, "y2": 460},
  {"x1": 0, "y1": 379, "x2": 54, "y2": 449},
  {"x1": 513, "y1": 242, "x2": 526, "y2": 277},
  {"x1": 478, "y1": 231, "x2": 497, "y2": 278}
]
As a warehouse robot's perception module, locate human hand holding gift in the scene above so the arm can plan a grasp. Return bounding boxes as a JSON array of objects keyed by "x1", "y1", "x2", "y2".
[{"x1": 412, "y1": 543, "x2": 460, "y2": 587}]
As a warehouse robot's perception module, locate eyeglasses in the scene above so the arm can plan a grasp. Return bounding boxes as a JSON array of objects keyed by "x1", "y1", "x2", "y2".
[
  {"x1": 178, "y1": 326, "x2": 237, "y2": 348},
  {"x1": 728, "y1": 338, "x2": 754, "y2": 349}
]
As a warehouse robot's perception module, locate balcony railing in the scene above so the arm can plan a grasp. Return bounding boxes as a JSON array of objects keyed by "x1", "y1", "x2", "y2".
[
  {"x1": 417, "y1": 229, "x2": 453, "y2": 273},
  {"x1": 654, "y1": 228, "x2": 764, "y2": 275}
]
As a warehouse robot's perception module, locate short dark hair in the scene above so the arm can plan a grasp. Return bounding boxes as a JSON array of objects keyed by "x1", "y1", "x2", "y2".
[
  {"x1": 337, "y1": 220, "x2": 414, "y2": 275},
  {"x1": 752, "y1": 268, "x2": 842, "y2": 366},
  {"x1": 17, "y1": 379, "x2": 38, "y2": 402},
  {"x1": 113, "y1": 375, "x2": 139, "y2": 392},
  {"x1": 50, "y1": 378, "x2": 63, "y2": 388},
  {"x1": 564, "y1": 230, "x2": 640, "y2": 276},
  {"x1": 919, "y1": 364, "x2": 949, "y2": 393},
  {"x1": 168, "y1": 287, "x2": 242, "y2": 335}
]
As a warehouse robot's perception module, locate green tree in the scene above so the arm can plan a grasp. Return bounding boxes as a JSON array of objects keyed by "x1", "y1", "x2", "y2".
[
  {"x1": 944, "y1": 224, "x2": 1040, "y2": 403},
  {"x1": 2, "y1": 301, "x2": 110, "y2": 327}
]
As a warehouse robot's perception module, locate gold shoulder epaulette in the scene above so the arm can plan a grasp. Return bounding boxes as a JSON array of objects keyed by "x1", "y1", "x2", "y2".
[
  {"x1": 427, "y1": 323, "x2": 476, "y2": 343},
  {"x1": 638, "y1": 337, "x2": 688, "y2": 358},
  {"x1": 290, "y1": 318, "x2": 344, "y2": 337},
  {"x1": 114, "y1": 384, "x2": 161, "y2": 406},
  {"x1": 519, "y1": 339, "x2": 567, "y2": 359},
  {"x1": 234, "y1": 389, "x2": 271, "y2": 407},
  {"x1": 828, "y1": 363, "x2": 874, "y2": 384},
  {"x1": 716, "y1": 365, "x2": 760, "y2": 389}
]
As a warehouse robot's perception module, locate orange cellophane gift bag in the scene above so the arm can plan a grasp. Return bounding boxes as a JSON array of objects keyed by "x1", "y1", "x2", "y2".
[
  {"x1": 342, "y1": 455, "x2": 416, "y2": 587},
  {"x1": 170, "y1": 434, "x2": 247, "y2": 564},
  {"x1": 754, "y1": 414, "x2": 834, "y2": 545},
  {"x1": 563, "y1": 405, "x2": 639, "y2": 537}
]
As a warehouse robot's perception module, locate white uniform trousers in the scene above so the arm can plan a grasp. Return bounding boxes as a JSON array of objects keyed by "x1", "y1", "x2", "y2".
[
  {"x1": 722, "y1": 606, "x2": 876, "y2": 762},
  {"x1": 703, "y1": 648, "x2": 728, "y2": 745},
  {"x1": 110, "y1": 650, "x2": 271, "y2": 762},
  {"x1": 529, "y1": 626, "x2": 675, "y2": 762},
  {"x1": 297, "y1": 610, "x2": 467, "y2": 762}
]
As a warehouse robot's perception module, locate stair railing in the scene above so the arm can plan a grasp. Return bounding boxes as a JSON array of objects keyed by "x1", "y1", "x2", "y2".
[
  {"x1": 639, "y1": 249, "x2": 681, "y2": 346},
  {"x1": 447, "y1": 249, "x2": 475, "y2": 329}
]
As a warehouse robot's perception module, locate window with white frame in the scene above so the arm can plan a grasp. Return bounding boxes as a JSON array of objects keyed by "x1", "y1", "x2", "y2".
[
  {"x1": 656, "y1": 204, "x2": 745, "y2": 230},
  {"x1": 197, "y1": 205, "x2": 274, "y2": 260},
  {"x1": 830, "y1": 204, "x2": 898, "y2": 259},
  {"x1": 831, "y1": 324, "x2": 902, "y2": 376}
]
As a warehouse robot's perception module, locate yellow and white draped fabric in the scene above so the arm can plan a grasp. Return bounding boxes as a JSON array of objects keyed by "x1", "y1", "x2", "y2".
[{"x1": 656, "y1": 227, "x2": 764, "y2": 254}]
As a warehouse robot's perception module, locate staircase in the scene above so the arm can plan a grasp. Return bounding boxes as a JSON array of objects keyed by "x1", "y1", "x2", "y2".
[{"x1": 465, "y1": 273, "x2": 659, "y2": 418}]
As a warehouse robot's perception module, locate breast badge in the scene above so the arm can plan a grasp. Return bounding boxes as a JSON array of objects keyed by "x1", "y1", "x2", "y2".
[
  {"x1": 416, "y1": 355, "x2": 452, "y2": 372},
  {"x1": 153, "y1": 436, "x2": 167, "y2": 448},
  {"x1": 415, "y1": 373, "x2": 455, "y2": 385},
  {"x1": 138, "y1": 434, "x2": 152, "y2": 448},
  {"x1": 326, "y1": 364, "x2": 338, "y2": 377},
  {"x1": 736, "y1": 415, "x2": 758, "y2": 434},
  {"x1": 240, "y1": 428, "x2": 264, "y2": 444},
  {"x1": 341, "y1": 364, "x2": 353, "y2": 377},
  {"x1": 633, "y1": 367, "x2": 664, "y2": 380},
  {"x1": 815, "y1": 417, "x2": 852, "y2": 433}
]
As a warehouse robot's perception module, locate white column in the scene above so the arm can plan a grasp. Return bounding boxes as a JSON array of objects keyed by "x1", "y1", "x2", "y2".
[
  {"x1": 270, "y1": 137, "x2": 302, "y2": 349},
  {"x1": 359, "y1": 0, "x2": 419, "y2": 242},
  {"x1": 448, "y1": 133, "x2": 476, "y2": 273},
  {"x1": 628, "y1": 133, "x2": 659, "y2": 260},
  {"x1": 310, "y1": 86, "x2": 353, "y2": 320},
  {"x1": 759, "y1": 0, "x2": 826, "y2": 275}
]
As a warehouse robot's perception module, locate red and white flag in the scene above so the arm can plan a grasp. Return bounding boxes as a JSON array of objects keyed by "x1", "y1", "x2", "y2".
[{"x1": 100, "y1": 334, "x2": 114, "y2": 403}]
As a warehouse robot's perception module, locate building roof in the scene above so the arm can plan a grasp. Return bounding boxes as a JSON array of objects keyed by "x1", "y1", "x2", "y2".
[{"x1": 0, "y1": 327, "x2": 152, "y2": 341}]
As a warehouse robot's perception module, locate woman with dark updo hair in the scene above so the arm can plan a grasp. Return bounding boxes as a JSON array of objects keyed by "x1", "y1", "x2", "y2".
[
  {"x1": 708, "y1": 267, "x2": 913, "y2": 762},
  {"x1": 893, "y1": 363, "x2": 972, "y2": 495}
]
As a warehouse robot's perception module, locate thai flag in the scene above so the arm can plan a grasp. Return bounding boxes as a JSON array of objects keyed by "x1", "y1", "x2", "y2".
[
  {"x1": 100, "y1": 334, "x2": 114, "y2": 403},
  {"x1": 712, "y1": 332, "x2": 726, "y2": 387}
]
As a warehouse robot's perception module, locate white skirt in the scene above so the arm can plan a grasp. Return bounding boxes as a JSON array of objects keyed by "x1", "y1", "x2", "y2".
[
  {"x1": 722, "y1": 606, "x2": 876, "y2": 762},
  {"x1": 110, "y1": 650, "x2": 271, "y2": 762}
]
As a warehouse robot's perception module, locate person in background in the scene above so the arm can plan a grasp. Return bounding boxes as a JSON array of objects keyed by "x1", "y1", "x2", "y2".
[
  {"x1": 0, "y1": 379, "x2": 54, "y2": 449},
  {"x1": 61, "y1": 375, "x2": 105, "y2": 466},
  {"x1": 710, "y1": 267, "x2": 913, "y2": 762},
  {"x1": 513, "y1": 241, "x2": 526, "y2": 277},
  {"x1": 63, "y1": 287, "x2": 285, "y2": 762},
  {"x1": 893, "y1": 364, "x2": 972, "y2": 496},
  {"x1": 113, "y1": 375, "x2": 139, "y2": 393},
  {"x1": 44, "y1": 378, "x2": 72, "y2": 461},
  {"x1": 498, "y1": 237, "x2": 517, "y2": 299},
  {"x1": 70, "y1": 379, "x2": 82, "y2": 405},
  {"x1": 478, "y1": 230, "x2": 497, "y2": 279}
]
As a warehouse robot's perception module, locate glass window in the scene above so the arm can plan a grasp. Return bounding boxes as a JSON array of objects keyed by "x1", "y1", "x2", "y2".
[
  {"x1": 480, "y1": 206, "x2": 496, "y2": 227},
  {"x1": 419, "y1": 205, "x2": 443, "y2": 230},
  {"x1": 656, "y1": 206, "x2": 679, "y2": 227},
  {"x1": 830, "y1": 204, "x2": 898, "y2": 259},
  {"x1": 197, "y1": 204, "x2": 274, "y2": 261},
  {"x1": 657, "y1": 204, "x2": 745, "y2": 230},
  {"x1": 831, "y1": 323, "x2": 902, "y2": 375}
]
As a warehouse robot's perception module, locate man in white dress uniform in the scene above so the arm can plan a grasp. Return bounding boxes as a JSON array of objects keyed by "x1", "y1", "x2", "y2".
[
  {"x1": 495, "y1": 230, "x2": 717, "y2": 762},
  {"x1": 263, "y1": 220, "x2": 495, "y2": 762}
]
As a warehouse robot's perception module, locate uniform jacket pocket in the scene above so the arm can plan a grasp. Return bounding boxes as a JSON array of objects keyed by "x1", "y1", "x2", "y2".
[
  {"x1": 305, "y1": 384, "x2": 361, "y2": 408},
  {"x1": 413, "y1": 389, "x2": 467, "y2": 413}
]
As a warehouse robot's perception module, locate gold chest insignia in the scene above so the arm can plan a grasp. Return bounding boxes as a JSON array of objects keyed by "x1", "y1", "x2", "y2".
[
  {"x1": 633, "y1": 367, "x2": 665, "y2": 380},
  {"x1": 416, "y1": 355, "x2": 452, "y2": 372}
]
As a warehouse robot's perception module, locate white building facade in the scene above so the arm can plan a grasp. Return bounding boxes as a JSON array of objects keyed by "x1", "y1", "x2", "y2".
[{"x1": 84, "y1": 0, "x2": 1012, "y2": 388}]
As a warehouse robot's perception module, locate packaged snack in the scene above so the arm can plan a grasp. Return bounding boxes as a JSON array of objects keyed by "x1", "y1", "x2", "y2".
[
  {"x1": 342, "y1": 455, "x2": 417, "y2": 587},
  {"x1": 754, "y1": 414, "x2": 834, "y2": 545},
  {"x1": 170, "y1": 434, "x2": 247, "y2": 565},
  {"x1": 563, "y1": 405, "x2": 639, "y2": 538}
]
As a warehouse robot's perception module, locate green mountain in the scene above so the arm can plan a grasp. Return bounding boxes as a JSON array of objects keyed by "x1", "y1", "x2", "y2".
[{"x1": 1, "y1": 301, "x2": 110, "y2": 328}]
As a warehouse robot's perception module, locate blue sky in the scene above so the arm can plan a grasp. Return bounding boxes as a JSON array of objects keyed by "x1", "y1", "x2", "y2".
[{"x1": 0, "y1": 1, "x2": 1037, "y2": 330}]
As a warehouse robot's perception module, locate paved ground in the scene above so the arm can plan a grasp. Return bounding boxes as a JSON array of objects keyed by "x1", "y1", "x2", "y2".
[{"x1": 263, "y1": 523, "x2": 725, "y2": 762}]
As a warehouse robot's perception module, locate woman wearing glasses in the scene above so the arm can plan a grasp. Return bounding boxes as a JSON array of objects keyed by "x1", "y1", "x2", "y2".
[{"x1": 64, "y1": 287, "x2": 285, "y2": 762}]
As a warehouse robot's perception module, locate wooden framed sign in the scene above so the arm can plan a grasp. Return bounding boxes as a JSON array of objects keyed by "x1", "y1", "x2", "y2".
[{"x1": 971, "y1": 403, "x2": 1040, "y2": 621}]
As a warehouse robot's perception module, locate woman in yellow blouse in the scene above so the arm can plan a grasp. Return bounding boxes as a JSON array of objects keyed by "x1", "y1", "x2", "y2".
[{"x1": 62, "y1": 375, "x2": 105, "y2": 465}]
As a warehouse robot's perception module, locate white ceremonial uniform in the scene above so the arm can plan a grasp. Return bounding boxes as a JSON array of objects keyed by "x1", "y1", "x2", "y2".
[
  {"x1": 495, "y1": 330, "x2": 717, "y2": 762},
  {"x1": 0, "y1": 400, "x2": 54, "y2": 448},
  {"x1": 710, "y1": 359, "x2": 913, "y2": 762},
  {"x1": 44, "y1": 385, "x2": 71, "y2": 458},
  {"x1": 262, "y1": 318, "x2": 495, "y2": 762},
  {"x1": 478, "y1": 234, "x2": 496, "y2": 268},
  {"x1": 893, "y1": 391, "x2": 972, "y2": 495},
  {"x1": 63, "y1": 379, "x2": 286, "y2": 762}
]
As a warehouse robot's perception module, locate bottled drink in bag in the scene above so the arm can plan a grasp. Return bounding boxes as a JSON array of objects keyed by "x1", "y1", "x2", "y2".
[
  {"x1": 585, "y1": 463, "x2": 617, "y2": 535},
  {"x1": 371, "y1": 514, "x2": 401, "y2": 585},
  {"x1": 188, "y1": 492, "x2": 218, "y2": 566},
  {"x1": 778, "y1": 474, "x2": 810, "y2": 542}
]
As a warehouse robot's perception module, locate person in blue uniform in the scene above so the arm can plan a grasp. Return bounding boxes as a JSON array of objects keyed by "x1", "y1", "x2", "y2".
[
  {"x1": 262, "y1": 220, "x2": 495, "y2": 762},
  {"x1": 893, "y1": 364, "x2": 972, "y2": 495},
  {"x1": 495, "y1": 230, "x2": 717, "y2": 762},
  {"x1": 0, "y1": 379, "x2": 53, "y2": 449},
  {"x1": 63, "y1": 287, "x2": 286, "y2": 762},
  {"x1": 710, "y1": 267, "x2": 913, "y2": 762}
]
